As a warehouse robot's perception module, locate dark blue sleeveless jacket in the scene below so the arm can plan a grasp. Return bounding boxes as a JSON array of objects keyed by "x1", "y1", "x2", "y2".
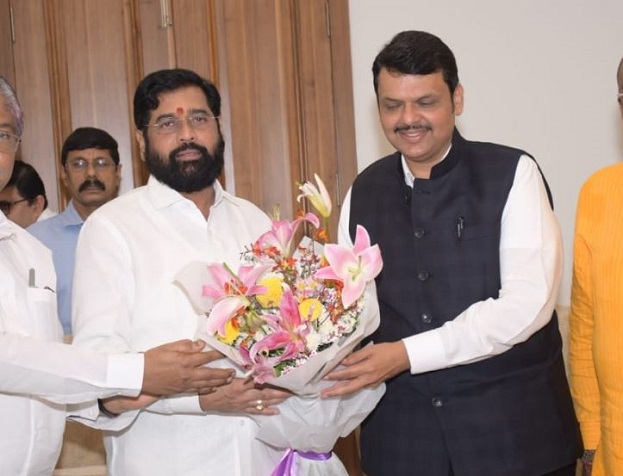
[{"x1": 349, "y1": 129, "x2": 581, "y2": 476}]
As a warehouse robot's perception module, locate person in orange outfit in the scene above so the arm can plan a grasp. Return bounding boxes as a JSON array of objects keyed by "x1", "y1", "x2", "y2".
[{"x1": 569, "y1": 56, "x2": 623, "y2": 476}]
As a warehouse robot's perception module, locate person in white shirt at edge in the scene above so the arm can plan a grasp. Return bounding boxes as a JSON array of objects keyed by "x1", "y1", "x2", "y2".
[
  {"x1": 0, "y1": 76, "x2": 236, "y2": 476},
  {"x1": 71, "y1": 68, "x2": 292, "y2": 476}
]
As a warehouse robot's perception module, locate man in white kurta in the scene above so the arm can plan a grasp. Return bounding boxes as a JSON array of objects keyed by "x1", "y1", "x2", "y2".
[
  {"x1": 72, "y1": 69, "x2": 289, "y2": 476},
  {"x1": 0, "y1": 214, "x2": 145, "y2": 475},
  {"x1": 0, "y1": 75, "x2": 237, "y2": 476}
]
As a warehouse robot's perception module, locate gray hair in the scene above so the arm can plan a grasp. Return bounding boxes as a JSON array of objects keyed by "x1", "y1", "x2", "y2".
[{"x1": 0, "y1": 76, "x2": 24, "y2": 136}]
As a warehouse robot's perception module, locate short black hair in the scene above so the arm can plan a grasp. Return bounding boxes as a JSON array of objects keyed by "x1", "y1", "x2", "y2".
[
  {"x1": 372, "y1": 30, "x2": 459, "y2": 97},
  {"x1": 61, "y1": 127, "x2": 120, "y2": 166},
  {"x1": 7, "y1": 160, "x2": 48, "y2": 209},
  {"x1": 133, "y1": 68, "x2": 221, "y2": 132}
]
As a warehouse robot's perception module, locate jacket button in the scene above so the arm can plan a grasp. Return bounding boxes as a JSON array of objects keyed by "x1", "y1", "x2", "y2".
[
  {"x1": 417, "y1": 271, "x2": 430, "y2": 281},
  {"x1": 414, "y1": 228, "x2": 426, "y2": 238},
  {"x1": 421, "y1": 313, "x2": 432, "y2": 324},
  {"x1": 432, "y1": 397, "x2": 443, "y2": 408}
]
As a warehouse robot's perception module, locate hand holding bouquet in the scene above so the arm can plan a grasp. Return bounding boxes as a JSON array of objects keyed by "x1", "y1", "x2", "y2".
[{"x1": 176, "y1": 174, "x2": 385, "y2": 475}]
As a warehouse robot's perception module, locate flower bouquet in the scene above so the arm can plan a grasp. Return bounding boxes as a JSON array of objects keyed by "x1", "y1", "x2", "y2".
[{"x1": 175, "y1": 174, "x2": 384, "y2": 475}]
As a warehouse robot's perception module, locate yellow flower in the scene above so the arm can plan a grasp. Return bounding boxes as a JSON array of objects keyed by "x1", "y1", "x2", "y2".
[
  {"x1": 299, "y1": 298, "x2": 324, "y2": 321},
  {"x1": 218, "y1": 319, "x2": 240, "y2": 345},
  {"x1": 256, "y1": 276, "x2": 284, "y2": 308}
]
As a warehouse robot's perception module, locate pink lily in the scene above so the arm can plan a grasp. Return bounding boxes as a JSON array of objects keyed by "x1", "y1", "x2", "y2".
[
  {"x1": 206, "y1": 296, "x2": 248, "y2": 337},
  {"x1": 203, "y1": 263, "x2": 270, "y2": 337},
  {"x1": 255, "y1": 212, "x2": 320, "y2": 257},
  {"x1": 202, "y1": 263, "x2": 270, "y2": 300},
  {"x1": 245, "y1": 290, "x2": 310, "y2": 381},
  {"x1": 238, "y1": 344, "x2": 281, "y2": 384},
  {"x1": 315, "y1": 225, "x2": 383, "y2": 308}
]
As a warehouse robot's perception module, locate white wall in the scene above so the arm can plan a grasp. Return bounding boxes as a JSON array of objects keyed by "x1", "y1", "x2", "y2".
[{"x1": 348, "y1": 0, "x2": 623, "y2": 305}]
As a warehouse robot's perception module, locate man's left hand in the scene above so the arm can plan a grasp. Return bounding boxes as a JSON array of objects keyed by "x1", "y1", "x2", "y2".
[{"x1": 321, "y1": 341, "x2": 410, "y2": 398}]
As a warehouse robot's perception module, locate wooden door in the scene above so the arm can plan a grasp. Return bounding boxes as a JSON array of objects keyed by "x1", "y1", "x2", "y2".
[{"x1": 0, "y1": 0, "x2": 59, "y2": 210}]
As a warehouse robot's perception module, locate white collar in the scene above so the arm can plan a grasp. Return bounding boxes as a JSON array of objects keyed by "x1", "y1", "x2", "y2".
[
  {"x1": 0, "y1": 212, "x2": 17, "y2": 240},
  {"x1": 400, "y1": 143, "x2": 453, "y2": 187}
]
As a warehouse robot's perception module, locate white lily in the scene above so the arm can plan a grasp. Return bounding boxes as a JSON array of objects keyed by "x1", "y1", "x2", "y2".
[{"x1": 297, "y1": 173, "x2": 332, "y2": 219}]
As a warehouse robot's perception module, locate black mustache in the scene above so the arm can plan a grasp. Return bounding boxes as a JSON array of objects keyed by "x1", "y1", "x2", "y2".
[
  {"x1": 79, "y1": 179, "x2": 106, "y2": 192},
  {"x1": 171, "y1": 142, "x2": 206, "y2": 158},
  {"x1": 394, "y1": 124, "x2": 432, "y2": 134}
]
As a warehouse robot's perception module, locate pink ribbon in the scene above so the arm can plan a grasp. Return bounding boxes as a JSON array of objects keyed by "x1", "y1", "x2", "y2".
[{"x1": 270, "y1": 449, "x2": 332, "y2": 476}]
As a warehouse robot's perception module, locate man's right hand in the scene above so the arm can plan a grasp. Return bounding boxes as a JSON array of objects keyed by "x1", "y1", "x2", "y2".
[{"x1": 142, "y1": 340, "x2": 235, "y2": 396}]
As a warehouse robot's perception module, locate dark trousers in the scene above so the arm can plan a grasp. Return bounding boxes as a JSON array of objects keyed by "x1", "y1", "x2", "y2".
[
  {"x1": 543, "y1": 462, "x2": 577, "y2": 476},
  {"x1": 447, "y1": 462, "x2": 577, "y2": 476}
]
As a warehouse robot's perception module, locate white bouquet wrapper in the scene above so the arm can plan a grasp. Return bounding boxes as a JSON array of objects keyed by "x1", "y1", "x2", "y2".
[
  {"x1": 175, "y1": 261, "x2": 381, "y2": 395},
  {"x1": 175, "y1": 261, "x2": 385, "y2": 475},
  {"x1": 254, "y1": 379, "x2": 384, "y2": 452},
  {"x1": 249, "y1": 377, "x2": 384, "y2": 475}
]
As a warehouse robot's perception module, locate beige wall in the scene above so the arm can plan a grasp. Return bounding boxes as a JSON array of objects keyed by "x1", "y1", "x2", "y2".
[{"x1": 348, "y1": 0, "x2": 623, "y2": 306}]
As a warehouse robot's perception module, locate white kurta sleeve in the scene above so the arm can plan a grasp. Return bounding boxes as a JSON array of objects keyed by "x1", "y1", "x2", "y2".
[{"x1": 0, "y1": 333, "x2": 143, "y2": 403}]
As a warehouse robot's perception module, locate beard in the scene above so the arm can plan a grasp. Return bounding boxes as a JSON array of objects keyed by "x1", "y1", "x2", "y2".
[{"x1": 145, "y1": 135, "x2": 225, "y2": 193}]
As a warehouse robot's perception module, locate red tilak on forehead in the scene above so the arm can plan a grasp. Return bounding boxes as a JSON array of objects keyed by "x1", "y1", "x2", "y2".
[{"x1": 175, "y1": 107, "x2": 184, "y2": 116}]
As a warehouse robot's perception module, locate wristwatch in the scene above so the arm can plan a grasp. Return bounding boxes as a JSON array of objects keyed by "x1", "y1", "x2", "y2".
[
  {"x1": 581, "y1": 450, "x2": 595, "y2": 465},
  {"x1": 98, "y1": 398, "x2": 120, "y2": 418}
]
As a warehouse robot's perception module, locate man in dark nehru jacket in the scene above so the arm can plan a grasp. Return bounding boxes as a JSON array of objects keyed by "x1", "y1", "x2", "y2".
[{"x1": 323, "y1": 30, "x2": 582, "y2": 476}]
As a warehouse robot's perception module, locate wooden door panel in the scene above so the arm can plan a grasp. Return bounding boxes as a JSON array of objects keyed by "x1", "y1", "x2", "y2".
[
  {"x1": 0, "y1": 0, "x2": 15, "y2": 86},
  {"x1": 217, "y1": 0, "x2": 300, "y2": 219},
  {"x1": 9, "y1": 0, "x2": 59, "y2": 210},
  {"x1": 137, "y1": 0, "x2": 217, "y2": 84},
  {"x1": 327, "y1": 0, "x2": 358, "y2": 210},
  {"x1": 292, "y1": 0, "x2": 341, "y2": 233},
  {"x1": 171, "y1": 0, "x2": 217, "y2": 81},
  {"x1": 137, "y1": 0, "x2": 175, "y2": 75}
]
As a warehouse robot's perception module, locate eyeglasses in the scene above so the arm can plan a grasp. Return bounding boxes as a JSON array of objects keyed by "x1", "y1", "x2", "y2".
[
  {"x1": 0, "y1": 130, "x2": 21, "y2": 154},
  {"x1": 0, "y1": 198, "x2": 29, "y2": 215},
  {"x1": 148, "y1": 112, "x2": 219, "y2": 135},
  {"x1": 65, "y1": 157, "x2": 116, "y2": 172}
]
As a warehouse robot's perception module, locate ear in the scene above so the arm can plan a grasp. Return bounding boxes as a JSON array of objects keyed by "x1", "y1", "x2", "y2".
[
  {"x1": 452, "y1": 83, "x2": 464, "y2": 116},
  {"x1": 32, "y1": 195, "x2": 46, "y2": 219},
  {"x1": 135, "y1": 130, "x2": 146, "y2": 162},
  {"x1": 114, "y1": 163, "x2": 123, "y2": 187},
  {"x1": 60, "y1": 166, "x2": 70, "y2": 188}
]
